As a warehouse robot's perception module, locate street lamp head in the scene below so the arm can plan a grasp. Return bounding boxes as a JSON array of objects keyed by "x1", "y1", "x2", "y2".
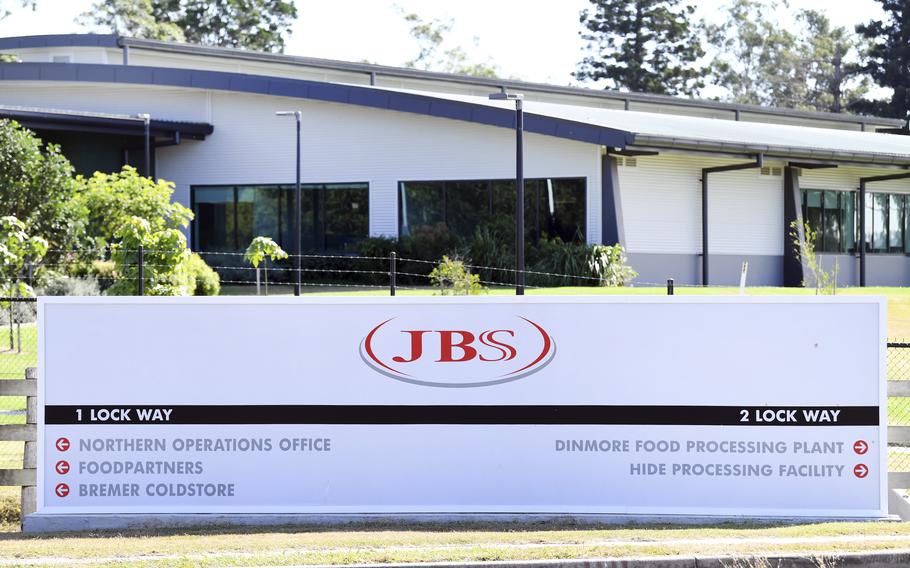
[
  {"x1": 488, "y1": 92, "x2": 524, "y2": 101},
  {"x1": 275, "y1": 110, "x2": 302, "y2": 118}
]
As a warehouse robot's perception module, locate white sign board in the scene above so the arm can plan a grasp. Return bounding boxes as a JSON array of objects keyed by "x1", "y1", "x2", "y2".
[{"x1": 37, "y1": 296, "x2": 887, "y2": 518}]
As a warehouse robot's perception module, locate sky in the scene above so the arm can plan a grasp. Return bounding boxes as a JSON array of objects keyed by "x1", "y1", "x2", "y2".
[{"x1": 0, "y1": 0, "x2": 889, "y2": 93}]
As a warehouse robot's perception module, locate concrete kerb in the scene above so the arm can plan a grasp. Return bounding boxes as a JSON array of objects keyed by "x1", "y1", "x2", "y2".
[
  {"x1": 254, "y1": 551, "x2": 910, "y2": 568},
  {"x1": 21, "y1": 513, "x2": 902, "y2": 533}
]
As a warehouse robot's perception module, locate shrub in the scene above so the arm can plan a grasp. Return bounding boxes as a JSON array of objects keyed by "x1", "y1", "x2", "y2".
[
  {"x1": 107, "y1": 217, "x2": 192, "y2": 296},
  {"x1": 588, "y1": 244, "x2": 637, "y2": 287},
  {"x1": 356, "y1": 236, "x2": 398, "y2": 258},
  {"x1": 187, "y1": 253, "x2": 220, "y2": 296},
  {"x1": 401, "y1": 223, "x2": 460, "y2": 261},
  {"x1": 429, "y1": 256, "x2": 483, "y2": 295},
  {"x1": 38, "y1": 274, "x2": 101, "y2": 296},
  {"x1": 529, "y1": 238, "x2": 591, "y2": 287}
]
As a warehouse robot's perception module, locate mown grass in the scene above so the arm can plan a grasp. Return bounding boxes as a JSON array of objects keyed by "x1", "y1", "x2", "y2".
[{"x1": 0, "y1": 521, "x2": 909, "y2": 567}]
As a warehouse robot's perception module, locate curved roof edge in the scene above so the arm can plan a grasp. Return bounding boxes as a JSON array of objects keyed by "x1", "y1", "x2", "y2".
[
  {"x1": 0, "y1": 33, "x2": 903, "y2": 129},
  {"x1": 0, "y1": 62, "x2": 635, "y2": 148}
]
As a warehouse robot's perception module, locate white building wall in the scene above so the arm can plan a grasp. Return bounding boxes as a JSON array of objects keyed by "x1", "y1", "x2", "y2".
[
  {"x1": 801, "y1": 166, "x2": 910, "y2": 194},
  {"x1": 617, "y1": 154, "x2": 784, "y2": 256},
  {"x1": 0, "y1": 81, "x2": 602, "y2": 242}
]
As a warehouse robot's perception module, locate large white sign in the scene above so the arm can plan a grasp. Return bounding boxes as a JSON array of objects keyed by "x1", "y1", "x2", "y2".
[{"x1": 37, "y1": 296, "x2": 887, "y2": 518}]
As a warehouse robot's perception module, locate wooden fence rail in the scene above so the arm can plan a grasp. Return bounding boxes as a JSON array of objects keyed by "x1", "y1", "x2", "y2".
[
  {"x1": 0, "y1": 367, "x2": 37, "y2": 521},
  {"x1": 2, "y1": 369, "x2": 910, "y2": 523}
]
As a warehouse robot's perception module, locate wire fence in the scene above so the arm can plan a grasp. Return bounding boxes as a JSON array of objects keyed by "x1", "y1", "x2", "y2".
[{"x1": 2, "y1": 248, "x2": 910, "y2": 479}]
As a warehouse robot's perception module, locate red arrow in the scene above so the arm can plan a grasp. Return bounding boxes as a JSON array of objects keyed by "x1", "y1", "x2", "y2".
[
  {"x1": 55, "y1": 460, "x2": 70, "y2": 475},
  {"x1": 55, "y1": 438, "x2": 70, "y2": 452},
  {"x1": 54, "y1": 483, "x2": 69, "y2": 498},
  {"x1": 854, "y1": 440, "x2": 869, "y2": 455},
  {"x1": 854, "y1": 464, "x2": 869, "y2": 478}
]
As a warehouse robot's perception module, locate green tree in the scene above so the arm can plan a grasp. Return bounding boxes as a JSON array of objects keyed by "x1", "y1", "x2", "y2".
[
  {"x1": 798, "y1": 10, "x2": 869, "y2": 113},
  {"x1": 0, "y1": 120, "x2": 85, "y2": 260},
  {"x1": 0, "y1": 216, "x2": 47, "y2": 350},
  {"x1": 244, "y1": 236, "x2": 287, "y2": 295},
  {"x1": 574, "y1": 0, "x2": 705, "y2": 96},
  {"x1": 108, "y1": 216, "x2": 193, "y2": 296},
  {"x1": 78, "y1": 0, "x2": 184, "y2": 42},
  {"x1": 854, "y1": 0, "x2": 910, "y2": 120},
  {"x1": 705, "y1": 0, "x2": 805, "y2": 107},
  {"x1": 76, "y1": 166, "x2": 193, "y2": 253},
  {"x1": 80, "y1": 0, "x2": 298, "y2": 52},
  {"x1": 401, "y1": 11, "x2": 500, "y2": 78}
]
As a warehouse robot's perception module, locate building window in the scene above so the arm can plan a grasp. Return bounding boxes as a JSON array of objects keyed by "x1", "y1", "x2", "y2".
[
  {"x1": 802, "y1": 188, "x2": 910, "y2": 254},
  {"x1": 192, "y1": 183, "x2": 368, "y2": 254},
  {"x1": 802, "y1": 189, "x2": 855, "y2": 253},
  {"x1": 399, "y1": 177, "x2": 586, "y2": 242}
]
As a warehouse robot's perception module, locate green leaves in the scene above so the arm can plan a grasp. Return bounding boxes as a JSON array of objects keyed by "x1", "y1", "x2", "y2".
[
  {"x1": 81, "y1": 0, "x2": 298, "y2": 53},
  {"x1": 243, "y1": 236, "x2": 288, "y2": 268},
  {"x1": 575, "y1": 0, "x2": 705, "y2": 96},
  {"x1": 429, "y1": 256, "x2": 483, "y2": 296},
  {"x1": 108, "y1": 216, "x2": 193, "y2": 296},
  {"x1": 76, "y1": 166, "x2": 193, "y2": 251}
]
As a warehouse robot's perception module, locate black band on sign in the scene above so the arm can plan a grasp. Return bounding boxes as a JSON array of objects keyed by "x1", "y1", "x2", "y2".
[{"x1": 44, "y1": 405, "x2": 880, "y2": 426}]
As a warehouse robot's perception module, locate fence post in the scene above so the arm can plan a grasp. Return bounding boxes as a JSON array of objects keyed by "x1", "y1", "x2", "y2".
[
  {"x1": 390, "y1": 252, "x2": 397, "y2": 297},
  {"x1": 137, "y1": 244, "x2": 145, "y2": 296},
  {"x1": 667, "y1": 278, "x2": 674, "y2": 296},
  {"x1": 21, "y1": 367, "x2": 37, "y2": 522}
]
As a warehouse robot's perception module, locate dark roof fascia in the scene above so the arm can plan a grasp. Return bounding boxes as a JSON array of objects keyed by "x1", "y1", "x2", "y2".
[
  {"x1": 115, "y1": 36, "x2": 904, "y2": 129},
  {"x1": 0, "y1": 33, "x2": 901, "y2": 128},
  {"x1": 0, "y1": 62, "x2": 634, "y2": 148},
  {"x1": 0, "y1": 106, "x2": 213, "y2": 139},
  {"x1": 0, "y1": 34, "x2": 119, "y2": 49}
]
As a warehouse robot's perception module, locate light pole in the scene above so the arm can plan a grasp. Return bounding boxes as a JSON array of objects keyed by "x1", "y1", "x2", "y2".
[
  {"x1": 276, "y1": 110, "x2": 302, "y2": 296},
  {"x1": 489, "y1": 90, "x2": 525, "y2": 295}
]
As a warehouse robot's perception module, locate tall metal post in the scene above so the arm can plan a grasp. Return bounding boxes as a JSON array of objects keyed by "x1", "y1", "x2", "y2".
[
  {"x1": 139, "y1": 113, "x2": 151, "y2": 178},
  {"x1": 515, "y1": 98, "x2": 525, "y2": 295},
  {"x1": 390, "y1": 252, "x2": 397, "y2": 296},
  {"x1": 859, "y1": 180, "x2": 866, "y2": 287},
  {"x1": 294, "y1": 111, "x2": 302, "y2": 297}
]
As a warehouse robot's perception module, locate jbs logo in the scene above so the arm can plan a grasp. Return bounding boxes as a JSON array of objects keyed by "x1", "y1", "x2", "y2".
[{"x1": 360, "y1": 316, "x2": 555, "y2": 387}]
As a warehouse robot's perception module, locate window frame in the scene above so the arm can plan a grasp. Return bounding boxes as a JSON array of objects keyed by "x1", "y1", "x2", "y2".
[
  {"x1": 397, "y1": 176, "x2": 588, "y2": 243},
  {"x1": 190, "y1": 181, "x2": 370, "y2": 254}
]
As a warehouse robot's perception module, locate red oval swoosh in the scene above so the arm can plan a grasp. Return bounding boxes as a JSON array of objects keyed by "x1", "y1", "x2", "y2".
[{"x1": 502, "y1": 317, "x2": 553, "y2": 377}]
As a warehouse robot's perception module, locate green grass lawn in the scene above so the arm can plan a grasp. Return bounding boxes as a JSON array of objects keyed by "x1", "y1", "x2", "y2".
[{"x1": 0, "y1": 520, "x2": 910, "y2": 567}]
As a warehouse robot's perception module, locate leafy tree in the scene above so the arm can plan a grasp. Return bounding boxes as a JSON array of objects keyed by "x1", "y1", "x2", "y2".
[
  {"x1": 108, "y1": 216, "x2": 193, "y2": 296},
  {"x1": 705, "y1": 0, "x2": 803, "y2": 107},
  {"x1": 244, "y1": 236, "x2": 287, "y2": 295},
  {"x1": 854, "y1": 0, "x2": 910, "y2": 120},
  {"x1": 401, "y1": 11, "x2": 500, "y2": 78},
  {"x1": 0, "y1": 120, "x2": 85, "y2": 260},
  {"x1": 0, "y1": 216, "x2": 47, "y2": 350},
  {"x1": 78, "y1": 0, "x2": 184, "y2": 42},
  {"x1": 574, "y1": 0, "x2": 705, "y2": 96},
  {"x1": 80, "y1": 0, "x2": 298, "y2": 52},
  {"x1": 76, "y1": 166, "x2": 193, "y2": 254},
  {"x1": 798, "y1": 10, "x2": 869, "y2": 113}
]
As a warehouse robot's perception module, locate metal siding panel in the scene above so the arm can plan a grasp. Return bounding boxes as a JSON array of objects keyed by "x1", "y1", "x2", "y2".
[
  {"x1": 154, "y1": 92, "x2": 600, "y2": 242},
  {"x1": 618, "y1": 154, "x2": 784, "y2": 256},
  {"x1": 39, "y1": 65, "x2": 78, "y2": 81}
]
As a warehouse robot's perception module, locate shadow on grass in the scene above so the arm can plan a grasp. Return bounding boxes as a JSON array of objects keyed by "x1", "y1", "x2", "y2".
[{"x1": 0, "y1": 517, "x2": 802, "y2": 541}]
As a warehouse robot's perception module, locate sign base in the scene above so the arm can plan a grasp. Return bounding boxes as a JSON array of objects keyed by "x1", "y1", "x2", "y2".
[{"x1": 22, "y1": 512, "x2": 899, "y2": 533}]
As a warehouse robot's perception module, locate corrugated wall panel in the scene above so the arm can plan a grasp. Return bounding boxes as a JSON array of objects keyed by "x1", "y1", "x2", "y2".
[
  {"x1": 155, "y1": 91, "x2": 601, "y2": 240},
  {"x1": 801, "y1": 166, "x2": 910, "y2": 194},
  {"x1": 618, "y1": 154, "x2": 784, "y2": 256}
]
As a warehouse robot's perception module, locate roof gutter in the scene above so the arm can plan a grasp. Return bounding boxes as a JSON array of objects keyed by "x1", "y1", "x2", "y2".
[{"x1": 630, "y1": 135, "x2": 910, "y2": 167}]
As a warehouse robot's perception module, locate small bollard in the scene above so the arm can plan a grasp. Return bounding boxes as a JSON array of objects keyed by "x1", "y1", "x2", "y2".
[{"x1": 667, "y1": 278, "x2": 674, "y2": 296}]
